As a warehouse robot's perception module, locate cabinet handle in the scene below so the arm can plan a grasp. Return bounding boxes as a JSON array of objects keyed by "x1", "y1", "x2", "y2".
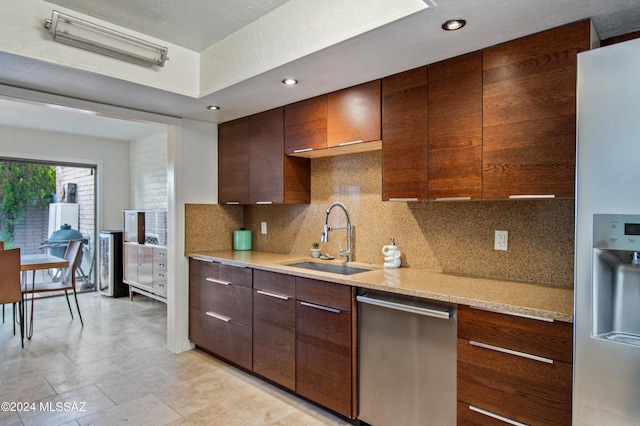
[
  {"x1": 469, "y1": 341, "x2": 554, "y2": 364},
  {"x1": 435, "y1": 197, "x2": 472, "y2": 201},
  {"x1": 469, "y1": 305, "x2": 554, "y2": 322},
  {"x1": 338, "y1": 139, "x2": 363, "y2": 146},
  {"x1": 300, "y1": 301, "x2": 341, "y2": 314},
  {"x1": 205, "y1": 277, "x2": 231, "y2": 286},
  {"x1": 468, "y1": 405, "x2": 528, "y2": 426},
  {"x1": 257, "y1": 290, "x2": 290, "y2": 300},
  {"x1": 193, "y1": 256, "x2": 214, "y2": 263},
  {"x1": 256, "y1": 201, "x2": 273, "y2": 205},
  {"x1": 293, "y1": 148, "x2": 313, "y2": 153},
  {"x1": 205, "y1": 311, "x2": 231, "y2": 322},
  {"x1": 508, "y1": 194, "x2": 555, "y2": 199},
  {"x1": 356, "y1": 294, "x2": 453, "y2": 320},
  {"x1": 220, "y1": 261, "x2": 245, "y2": 268},
  {"x1": 388, "y1": 198, "x2": 419, "y2": 202}
]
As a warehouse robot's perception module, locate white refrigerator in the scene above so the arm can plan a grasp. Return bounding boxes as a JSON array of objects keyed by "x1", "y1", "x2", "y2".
[{"x1": 574, "y1": 37, "x2": 640, "y2": 425}]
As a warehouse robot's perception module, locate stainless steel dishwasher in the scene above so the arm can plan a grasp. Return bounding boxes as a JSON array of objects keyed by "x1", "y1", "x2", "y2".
[{"x1": 357, "y1": 290, "x2": 457, "y2": 426}]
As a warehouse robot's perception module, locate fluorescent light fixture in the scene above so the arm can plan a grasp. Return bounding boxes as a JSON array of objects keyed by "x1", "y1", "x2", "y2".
[{"x1": 44, "y1": 10, "x2": 169, "y2": 67}]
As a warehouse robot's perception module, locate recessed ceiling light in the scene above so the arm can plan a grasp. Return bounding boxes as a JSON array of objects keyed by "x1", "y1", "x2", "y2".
[
  {"x1": 282, "y1": 78, "x2": 298, "y2": 85},
  {"x1": 442, "y1": 19, "x2": 466, "y2": 31},
  {"x1": 206, "y1": 105, "x2": 220, "y2": 110}
]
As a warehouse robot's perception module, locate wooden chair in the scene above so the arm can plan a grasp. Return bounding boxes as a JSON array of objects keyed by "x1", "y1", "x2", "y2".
[
  {"x1": 22, "y1": 240, "x2": 84, "y2": 327},
  {"x1": 0, "y1": 248, "x2": 24, "y2": 347}
]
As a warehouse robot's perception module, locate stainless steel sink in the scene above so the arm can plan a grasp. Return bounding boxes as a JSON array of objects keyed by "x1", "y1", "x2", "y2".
[{"x1": 286, "y1": 261, "x2": 369, "y2": 276}]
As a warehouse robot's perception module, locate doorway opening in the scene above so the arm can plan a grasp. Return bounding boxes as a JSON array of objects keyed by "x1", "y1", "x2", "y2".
[{"x1": 0, "y1": 158, "x2": 97, "y2": 292}]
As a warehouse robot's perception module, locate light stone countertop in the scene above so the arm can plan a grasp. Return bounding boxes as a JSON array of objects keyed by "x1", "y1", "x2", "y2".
[{"x1": 187, "y1": 250, "x2": 574, "y2": 323}]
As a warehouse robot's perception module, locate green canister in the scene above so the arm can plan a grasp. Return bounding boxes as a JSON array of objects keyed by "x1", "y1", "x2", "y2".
[{"x1": 233, "y1": 228, "x2": 252, "y2": 251}]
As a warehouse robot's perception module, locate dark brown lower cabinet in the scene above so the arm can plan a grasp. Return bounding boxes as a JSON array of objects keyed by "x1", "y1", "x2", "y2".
[
  {"x1": 296, "y1": 278, "x2": 356, "y2": 419},
  {"x1": 457, "y1": 305, "x2": 573, "y2": 425},
  {"x1": 189, "y1": 260, "x2": 357, "y2": 419},
  {"x1": 252, "y1": 270, "x2": 296, "y2": 390},
  {"x1": 188, "y1": 259, "x2": 253, "y2": 370},
  {"x1": 189, "y1": 307, "x2": 252, "y2": 370}
]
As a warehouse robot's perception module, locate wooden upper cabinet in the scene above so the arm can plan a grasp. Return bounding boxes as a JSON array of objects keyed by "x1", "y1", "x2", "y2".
[
  {"x1": 482, "y1": 20, "x2": 592, "y2": 199},
  {"x1": 381, "y1": 67, "x2": 428, "y2": 201},
  {"x1": 219, "y1": 108, "x2": 310, "y2": 205},
  {"x1": 270, "y1": 105, "x2": 312, "y2": 204},
  {"x1": 428, "y1": 51, "x2": 483, "y2": 200},
  {"x1": 218, "y1": 117, "x2": 249, "y2": 204},
  {"x1": 284, "y1": 95, "x2": 327, "y2": 154},
  {"x1": 327, "y1": 80, "x2": 381, "y2": 147},
  {"x1": 249, "y1": 108, "x2": 284, "y2": 204}
]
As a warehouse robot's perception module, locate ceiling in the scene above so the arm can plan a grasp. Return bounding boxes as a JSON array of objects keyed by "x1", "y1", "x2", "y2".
[{"x1": 1, "y1": 0, "x2": 639, "y2": 141}]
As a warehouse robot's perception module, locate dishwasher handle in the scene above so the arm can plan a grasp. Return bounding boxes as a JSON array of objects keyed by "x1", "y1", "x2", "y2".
[{"x1": 356, "y1": 294, "x2": 454, "y2": 320}]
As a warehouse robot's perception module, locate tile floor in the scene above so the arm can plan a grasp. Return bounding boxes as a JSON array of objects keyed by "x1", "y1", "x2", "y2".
[{"x1": 0, "y1": 292, "x2": 351, "y2": 426}]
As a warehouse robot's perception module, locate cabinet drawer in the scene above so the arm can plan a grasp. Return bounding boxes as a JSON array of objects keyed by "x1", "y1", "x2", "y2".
[
  {"x1": 254, "y1": 269, "x2": 295, "y2": 297},
  {"x1": 154, "y1": 259, "x2": 167, "y2": 271},
  {"x1": 296, "y1": 277, "x2": 353, "y2": 311},
  {"x1": 457, "y1": 305, "x2": 573, "y2": 364},
  {"x1": 458, "y1": 338, "x2": 572, "y2": 425},
  {"x1": 153, "y1": 247, "x2": 167, "y2": 261},
  {"x1": 154, "y1": 269, "x2": 167, "y2": 284},
  {"x1": 154, "y1": 280, "x2": 167, "y2": 297},
  {"x1": 197, "y1": 276, "x2": 252, "y2": 326},
  {"x1": 190, "y1": 258, "x2": 218, "y2": 278},
  {"x1": 189, "y1": 307, "x2": 252, "y2": 370},
  {"x1": 219, "y1": 263, "x2": 253, "y2": 288}
]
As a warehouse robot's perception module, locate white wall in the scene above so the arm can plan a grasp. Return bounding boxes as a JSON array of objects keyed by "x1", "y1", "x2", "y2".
[
  {"x1": 0, "y1": 125, "x2": 130, "y2": 231},
  {"x1": 129, "y1": 130, "x2": 168, "y2": 210},
  {"x1": 181, "y1": 119, "x2": 217, "y2": 204}
]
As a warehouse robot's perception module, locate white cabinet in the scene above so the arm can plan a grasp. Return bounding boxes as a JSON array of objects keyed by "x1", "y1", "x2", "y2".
[{"x1": 124, "y1": 242, "x2": 167, "y2": 303}]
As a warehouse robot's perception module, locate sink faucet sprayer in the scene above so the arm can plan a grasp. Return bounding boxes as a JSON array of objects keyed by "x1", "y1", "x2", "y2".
[{"x1": 321, "y1": 202, "x2": 353, "y2": 262}]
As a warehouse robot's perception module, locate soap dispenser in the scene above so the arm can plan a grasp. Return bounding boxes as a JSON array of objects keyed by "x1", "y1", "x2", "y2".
[{"x1": 382, "y1": 237, "x2": 401, "y2": 268}]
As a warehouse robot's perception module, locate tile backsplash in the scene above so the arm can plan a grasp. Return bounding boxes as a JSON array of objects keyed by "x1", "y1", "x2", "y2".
[{"x1": 185, "y1": 150, "x2": 574, "y2": 286}]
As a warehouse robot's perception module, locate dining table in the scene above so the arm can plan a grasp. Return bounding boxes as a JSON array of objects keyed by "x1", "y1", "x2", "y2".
[{"x1": 20, "y1": 253, "x2": 69, "y2": 339}]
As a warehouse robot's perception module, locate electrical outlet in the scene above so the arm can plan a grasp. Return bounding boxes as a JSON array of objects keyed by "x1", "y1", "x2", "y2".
[
  {"x1": 494, "y1": 230, "x2": 508, "y2": 251},
  {"x1": 261, "y1": 222, "x2": 267, "y2": 234}
]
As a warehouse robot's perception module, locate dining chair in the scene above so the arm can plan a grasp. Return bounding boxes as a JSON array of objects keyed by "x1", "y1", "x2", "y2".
[
  {"x1": 0, "y1": 248, "x2": 24, "y2": 347},
  {"x1": 61, "y1": 240, "x2": 84, "y2": 326},
  {"x1": 22, "y1": 239, "x2": 84, "y2": 327}
]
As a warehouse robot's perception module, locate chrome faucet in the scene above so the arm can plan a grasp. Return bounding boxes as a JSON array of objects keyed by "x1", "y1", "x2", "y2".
[{"x1": 321, "y1": 202, "x2": 353, "y2": 262}]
